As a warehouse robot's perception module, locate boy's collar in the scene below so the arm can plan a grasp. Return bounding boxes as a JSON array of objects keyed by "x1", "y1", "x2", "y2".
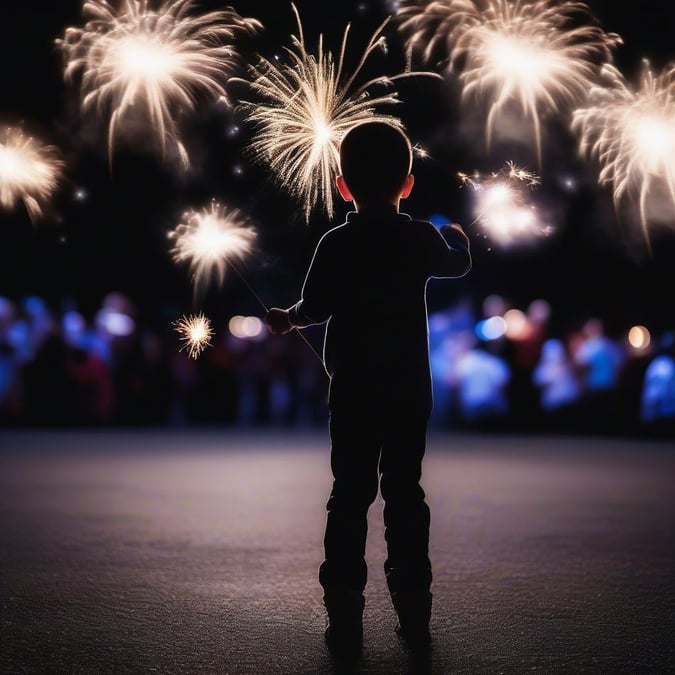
[{"x1": 346, "y1": 205, "x2": 412, "y2": 222}]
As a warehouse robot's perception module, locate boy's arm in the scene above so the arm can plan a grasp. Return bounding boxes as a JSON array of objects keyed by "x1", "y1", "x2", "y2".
[
  {"x1": 289, "y1": 233, "x2": 334, "y2": 327},
  {"x1": 265, "y1": 233, "x2": 334, "y2": 335},
  {"x1": 426, "y1": 222, "x2": 472, "y2": 278}
]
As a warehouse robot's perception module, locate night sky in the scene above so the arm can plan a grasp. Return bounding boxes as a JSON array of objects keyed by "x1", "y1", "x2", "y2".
[{"x1": 1, "y1": 0, "x2": 675, "y2": 338}]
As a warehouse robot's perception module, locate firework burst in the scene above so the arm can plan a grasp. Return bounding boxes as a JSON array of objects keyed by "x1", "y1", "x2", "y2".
[
  {"x1": 458, "y1": 160, "x2": 551, "y2": 245},
  {"x1": 57, "y1": 0, "x2": 261, "y2": 167},
  {"x1": 0, "y1": 126, "x2": 64, "y2": 223},
  {"x1": 174, "y1": 312, "x2": 213, "y2": 358},
  {"x1": 235, "y1": 3, "x2": 432, "y2": 222},
  {"x1": 396, "y1": 0, "x2": 620, "y2": 162},
  {"x1": 168, "y1": 200, "x2": 257, "y2": 295},
  {"x1": 572, "y1": 60, "x2": 675, "y2": 247}
]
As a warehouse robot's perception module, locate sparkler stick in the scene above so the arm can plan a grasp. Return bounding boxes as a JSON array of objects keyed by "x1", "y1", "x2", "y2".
[
  {"x1": 227, "y1": 261, "x2": 325, "y2": 368},
  {"x1": 227, "y1": 261, "x2": 268, "y2": 314}
]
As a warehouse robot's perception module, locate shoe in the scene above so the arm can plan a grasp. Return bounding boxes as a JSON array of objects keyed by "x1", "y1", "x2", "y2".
[
  {"x1": 390, "y1": 590, "x2": 432, "y2": 651},
  {"x1": 323, "y1": 589, "x2": 365, "y2": 655}
]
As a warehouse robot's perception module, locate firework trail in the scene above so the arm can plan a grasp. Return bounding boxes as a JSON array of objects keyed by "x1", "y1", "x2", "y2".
[
  {"x1": 174, "y1": 312, "x2": 213, "y2": 358},
  {"x1": 235, "y1": 3, "x2": 436, "y2": 222},
  {"x1": 57, "y1": 0, "x2": 261, "y2": 167},
  {"x1": 572, "y1": 60, "x2": 675, "y2": 249},
  {"x1": 396, "y1": 0, "x2": 620, "y2": 162},
  {"x1": 168, "y1": 200, "x2": 257, "y2": 298},
  {"x1": 0, "y1": 126, "x2": 64, "y2": 223},
  {"x1": 458, "y1": 160, "x2": 551, "y2": 245}
]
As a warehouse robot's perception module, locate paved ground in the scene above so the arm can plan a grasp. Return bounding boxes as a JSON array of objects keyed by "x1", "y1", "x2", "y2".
[{"x1": 1, "y1": 429, "x2": 674, "y2": 674}]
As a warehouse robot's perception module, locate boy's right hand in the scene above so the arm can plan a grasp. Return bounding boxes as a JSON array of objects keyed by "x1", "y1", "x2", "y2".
[
  {"x1": 442, "y1": 222, "x2": 470, "y2": 249},
  {"x1": 266, "y1": 308, "x2": 293, "y2": 335}
]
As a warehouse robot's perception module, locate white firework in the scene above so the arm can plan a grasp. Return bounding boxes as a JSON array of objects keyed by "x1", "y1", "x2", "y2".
[
  {"x1": 236, "y1": 3, "x2": 431, "y2": 222},
  {"x1": 57, "y1": 0, "x2": 261, "y2": 167},
  {"x1": 0, "y1": 126, "x2": 64, "y2": 223},
  {"x1": 573, "y1": 60, "x2": 675, "y2": 248},
  {"x1": 459, "y1": 160, "x2": 551, "y2": 245},
  {"x1": 168, "y1": 200, "x2": 257, "y2": 294},
  {"x1": 396, "y1": 0, "x2": 620, "y2": 162}
]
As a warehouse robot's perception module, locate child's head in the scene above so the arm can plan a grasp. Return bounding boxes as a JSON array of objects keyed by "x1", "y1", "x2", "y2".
[{"x1": 337, "y1": 121, "x2": 414, "y2": 208}]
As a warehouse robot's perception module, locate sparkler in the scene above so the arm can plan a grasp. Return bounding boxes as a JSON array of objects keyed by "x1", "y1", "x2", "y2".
[
  {"x1": 168, "y1": 200, "x2": 257, "y2": 296},
  {"x1": 235, "y1": 3, "x2": 434, "y2": 222},
  {"x1": 57, "y1": 0, "x2": 261, "y2": 167},
  {"x1": 169, "y1": 200, "x2": 324, "y2": 364},
  {"x1": 173, "y1": 312, "x2": 213, "y2": 358},
  {"x1": 572, "y1": 60, "x2": 675, "y2": 249},
  {"x1": 396, "y1": 0, "x2": 620, "y2": 163},
  {"x1": 0, "y1": 126, "x2": 64, "y2": 223},
  {"x1": 458, "y1": 160, "x2": 551, "y2": 245}
]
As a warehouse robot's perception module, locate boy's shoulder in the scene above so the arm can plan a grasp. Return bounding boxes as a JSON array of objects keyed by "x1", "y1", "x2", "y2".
[
  {"x1": 317, "y1": 212, "x2": 440, "y2": 248},
  {"x1": 317, "y1": 222, "x2": 348, "y2": 246},
  {"x1": 339, "y1": 209, "x2": 436, "y2": 230}
]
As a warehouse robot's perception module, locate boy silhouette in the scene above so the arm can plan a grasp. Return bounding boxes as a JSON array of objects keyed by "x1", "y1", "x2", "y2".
[{"x1": 265, "y1": 121, "x2": 472, "y2": 654}]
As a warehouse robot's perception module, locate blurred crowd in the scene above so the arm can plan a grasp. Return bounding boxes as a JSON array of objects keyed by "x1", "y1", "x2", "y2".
[
  {"x1": 0, "y1": 292, "x2": 673, "y2": 437},
  {"x1": 428, "y1": 295, "x2": 675, "y2": 437}
]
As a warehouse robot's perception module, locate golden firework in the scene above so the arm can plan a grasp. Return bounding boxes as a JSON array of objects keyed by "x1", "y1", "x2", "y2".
[{"x1": 173, "y1": 312, "x2": 214, "y2": 358}]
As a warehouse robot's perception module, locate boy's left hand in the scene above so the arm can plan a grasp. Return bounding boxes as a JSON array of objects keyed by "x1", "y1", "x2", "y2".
[{"x1": 266, "y1": 308, "x2": 293, "y2": 335}]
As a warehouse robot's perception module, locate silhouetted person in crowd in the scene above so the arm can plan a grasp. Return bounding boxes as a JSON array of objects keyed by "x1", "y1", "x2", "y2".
[
  {"x1": 65, "y1": 343, "x2": 115, "y2": 425},
  {"x1": 0, "y1": 297, "x2": 21, "y2": 423},
  {"x1": 22, "y1": 311, "x2": 77, "y2": 426},
  {"x1": 572, "y1": 318, "x2": 625, "y2": 432},
  {"x1": 265, "y1": 122, "x2": 472, "y2": 655},
  {"x1": 506, "y1": 299, "x2": 549, "y2": 429},
  {"x1": 640, "y1": 331, "x2": 675, "y2": 437},
  {"x1": 455, "y1": 337, "x2": 511, "y2": 429},
  {"x1": 532, "y1": 337, "x2": 582, "y2": 431}
]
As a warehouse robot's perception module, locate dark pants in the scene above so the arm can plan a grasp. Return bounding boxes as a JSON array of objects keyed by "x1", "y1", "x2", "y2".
[{"x1": 319, "y1": 375, "x2": 433, "y2": 594}]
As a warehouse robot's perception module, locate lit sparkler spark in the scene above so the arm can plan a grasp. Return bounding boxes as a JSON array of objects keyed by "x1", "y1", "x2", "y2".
[
  {"x1": 396, "y1": 0, "x2": 620, "y2": 162},
  {"x1": 168, "y1": 200, "x2": 257, "y2": 294},
  {"x1": 235, "y1": 3, "x2": 433, "y2": 222},
  {"x1": 459, "y1": 160, "x2": 539, "y2": 188},
  {"x1": 0, "y1": 126, "x2": 64, "y2": 223},
  {"x1": 57, "y1": 0, "x2": 261, "y2": 167},
  {"x1": 413, "y1": 143, "x2": 431, "y2": 159},
  {"x1": 174, "y1": 312, "x2": 213, "y2": 358},
  {"x1": 572, "y1": 60, "x2": 675, "y2": 248},
  {"x1": 458, "y1": 161, "x2": 551, "y2": 245}
]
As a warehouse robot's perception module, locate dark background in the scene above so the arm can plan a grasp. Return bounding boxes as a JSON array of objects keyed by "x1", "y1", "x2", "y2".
[
  {"x1": 1, "y1": 0, "x2": 674, "y2": 346},
  {"x1": 2, "y1": 9, "x2": 674, "y2": 671}
]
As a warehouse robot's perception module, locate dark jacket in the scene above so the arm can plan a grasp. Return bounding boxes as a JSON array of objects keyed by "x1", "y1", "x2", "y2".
[{"x1": 289, "y1": 205, "x2": 472, "y2": 394}]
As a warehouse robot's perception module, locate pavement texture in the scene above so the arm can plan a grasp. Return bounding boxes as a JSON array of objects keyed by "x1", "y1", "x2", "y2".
[{"x1": 0, "y1": 429, "x2": 674, "y2": 675}]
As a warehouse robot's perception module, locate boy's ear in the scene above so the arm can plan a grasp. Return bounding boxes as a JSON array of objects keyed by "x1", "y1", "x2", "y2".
[
  {"x1": 400, "y1": 174, "x2": 415, "y2": 199},
  {"x1": 336, "y1": 175, "x2": 353, "y2": 202}
]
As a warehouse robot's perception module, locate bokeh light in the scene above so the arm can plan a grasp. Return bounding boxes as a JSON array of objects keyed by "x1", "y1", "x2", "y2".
[{"x1": 628, "y1": 325, "x2": 651, "y2": 351}]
